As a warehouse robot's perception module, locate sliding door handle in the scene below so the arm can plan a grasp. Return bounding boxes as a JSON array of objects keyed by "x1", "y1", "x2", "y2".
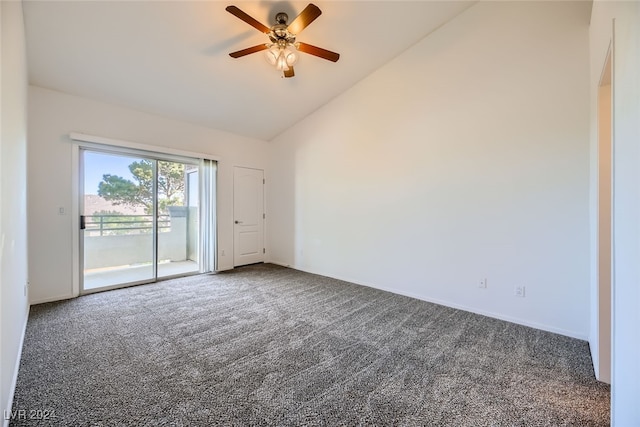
[{"x1": 80, "y1": 215, "x2": 86, "y2": 230}]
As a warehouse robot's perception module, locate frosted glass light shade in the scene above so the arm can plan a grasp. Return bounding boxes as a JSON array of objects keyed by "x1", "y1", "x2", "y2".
[
  {"x1": 265, "y1": 44, "x2": 280, "y2": 66},
  {"x1": 283, "y1": 46, "x2": 298, "y2": 66}
]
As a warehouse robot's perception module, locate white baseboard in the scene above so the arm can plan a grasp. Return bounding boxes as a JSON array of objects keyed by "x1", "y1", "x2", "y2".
[
  {"x1": 29, "y1": 293, "x2": 74, "y2": 305},
  {"x1": 274, "y1": 263, "x2": 587, "y2": 341},
  {"x1": 383, "y1": 287, "x2": 588, "y2": 341},
  {"x1": 3, "y1": 305, "x2": 30, "y2": 427},
  {"x1": 266, "y1": 260, "x2": 292, "y2": 268}
]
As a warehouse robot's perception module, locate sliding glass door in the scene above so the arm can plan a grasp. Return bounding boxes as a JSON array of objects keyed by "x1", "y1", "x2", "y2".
[{"x1": 80, "y1": 148, "x2": 210, "y2": 293}]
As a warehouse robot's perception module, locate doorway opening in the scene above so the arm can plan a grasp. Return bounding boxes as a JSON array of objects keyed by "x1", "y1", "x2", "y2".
[{"x1": 596, "y1": 48, "x2": 612, "y2": 383}]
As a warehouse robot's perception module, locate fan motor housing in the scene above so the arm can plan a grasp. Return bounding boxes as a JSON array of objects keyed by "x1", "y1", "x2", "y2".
[
  {"x1": 275, "y1": 12, "x2": 288, "y2": 25},
  {"x1": 270, "y1": 13, "x2": 295, "y2": 43}
]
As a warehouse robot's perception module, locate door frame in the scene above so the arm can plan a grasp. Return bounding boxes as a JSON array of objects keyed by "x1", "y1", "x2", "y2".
[
  {"x1": 70, "y1": 133, "x2": 220, "y2": 297},
  {"x1": 594, "y1": 45, "x2": 613, "y2": 383}
]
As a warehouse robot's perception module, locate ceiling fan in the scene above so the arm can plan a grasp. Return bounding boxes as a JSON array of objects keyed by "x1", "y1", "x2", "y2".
[{"x1": 226, "y1": 3, "x2": 340, "y2": 78}]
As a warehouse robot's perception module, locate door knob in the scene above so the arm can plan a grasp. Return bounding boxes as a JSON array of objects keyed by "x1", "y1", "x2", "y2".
[{"x1": 235, "y1": 220, "x2": 243, "y2": 224}]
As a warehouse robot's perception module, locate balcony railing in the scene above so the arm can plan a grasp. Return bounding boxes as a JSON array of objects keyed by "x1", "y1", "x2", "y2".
[{"x1": 85, "y1": 214, "x2": 171, "y2": 236}]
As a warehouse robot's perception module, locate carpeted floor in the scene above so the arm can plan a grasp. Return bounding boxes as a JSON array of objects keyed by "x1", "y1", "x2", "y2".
[{"x1": 11, "y1": 263, "x2": 609, "y2": 426}]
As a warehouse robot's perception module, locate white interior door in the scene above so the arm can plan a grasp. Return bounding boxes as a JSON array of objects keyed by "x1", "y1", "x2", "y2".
[{"x1": 233, "y1": 167, "x2": 264, "y2": 266}]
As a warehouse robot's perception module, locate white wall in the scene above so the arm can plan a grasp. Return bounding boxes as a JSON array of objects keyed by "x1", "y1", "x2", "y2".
[
  {"x1": 267, "y1": 1, "x2": 591, "y2": 338},
  {"x1": 0, "y1": 0, "x2": 30, "y2": 421},
  {"x1": 590, "y1": 2, "x2": 640, "y2": 424},
  {"x1": 28, "y1": 86, "x2": 268, "y2": 303}
]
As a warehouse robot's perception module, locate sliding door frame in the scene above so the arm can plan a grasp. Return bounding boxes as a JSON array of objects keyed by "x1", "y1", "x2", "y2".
[{"x1": 70, "y1": 133, "x2": 219, "y2": 297}]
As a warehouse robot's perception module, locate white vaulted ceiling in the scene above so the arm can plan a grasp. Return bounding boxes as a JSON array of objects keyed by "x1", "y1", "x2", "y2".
[{"x1": 22, "y1": 1, "x2": 475, "y2": 140}]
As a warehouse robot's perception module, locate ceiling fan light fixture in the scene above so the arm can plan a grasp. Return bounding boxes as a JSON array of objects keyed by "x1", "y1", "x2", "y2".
[
  {"x1": 227, "y1": 4, "x2": 339, "y2": 78},
  {"x1": 265, "y1": 43, "x2": 298, "y2": 72}
]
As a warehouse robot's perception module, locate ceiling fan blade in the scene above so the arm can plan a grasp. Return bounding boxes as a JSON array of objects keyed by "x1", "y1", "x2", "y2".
[
  {"x1": 297, "y1": 42, "x2": 340, "y2": 62},
  {"x1": 225, "y1": 6, "x2": 270, "y2": 34},
  {"x1": 287, "y1": 3, "x2": 322, "y2": 35},
  {"x1": 229, "y1": 44, "x2": 268, "y2": 58},
  {"x1": 283, "y1": 67, "x2": 295, "y2": 78}
]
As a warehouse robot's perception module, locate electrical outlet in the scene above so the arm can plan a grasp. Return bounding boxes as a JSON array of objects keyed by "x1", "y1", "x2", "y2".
[
  {"x1": 514, "y1": 286, "x2": 525, "y2": 297},
  {"x1": 479, "y1": 278, "x2": 487, "y2": 289}
]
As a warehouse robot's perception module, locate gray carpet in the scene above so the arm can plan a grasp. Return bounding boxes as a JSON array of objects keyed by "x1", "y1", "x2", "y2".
[{"x1": 11, "y1": 263, "x2": 609, "y2": 426}]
